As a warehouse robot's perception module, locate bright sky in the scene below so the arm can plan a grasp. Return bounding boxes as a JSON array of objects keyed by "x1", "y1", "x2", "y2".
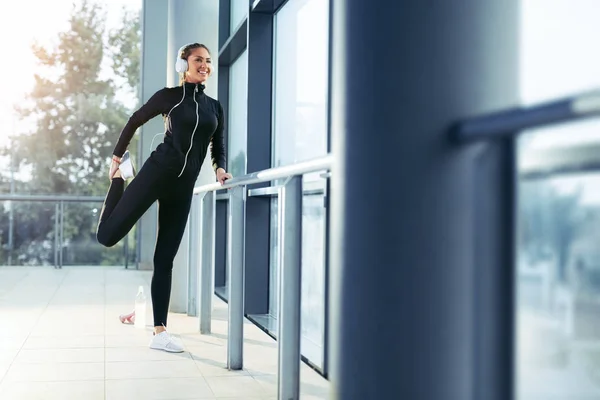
[
  {"x1": 0, "y1": 0, "x2": 141, "y2": 149},
  {"x1": 519, "y1": 0, "x2": 600, "y2": 205},
  {"x1": 1, "y1": 1, "x2": 600, "y2": 183},
  {"x1": 520, "y1": 0, "x2": 600, "y2": 149}
]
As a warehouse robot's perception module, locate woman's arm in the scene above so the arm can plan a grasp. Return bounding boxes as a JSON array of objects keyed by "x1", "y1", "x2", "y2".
[
  {"x1": 211, "y1": 101, "x2": 227, "y2": 173},
  {"x1": 112, "y1": 88, "x2": 167, "y2": 157},
  {"x1": 211, "y1": 102, "x2": 231, "y2": 185}
]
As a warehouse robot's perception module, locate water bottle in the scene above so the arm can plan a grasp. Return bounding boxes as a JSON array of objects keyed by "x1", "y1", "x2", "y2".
[{"x1": 134, "y1": 286, "x2": 147, "y2": 329}]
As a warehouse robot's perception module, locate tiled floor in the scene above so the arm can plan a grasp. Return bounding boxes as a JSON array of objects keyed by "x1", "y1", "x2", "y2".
[{"x1": 0, "y1": 267, "x2": 329, "y2": 400}]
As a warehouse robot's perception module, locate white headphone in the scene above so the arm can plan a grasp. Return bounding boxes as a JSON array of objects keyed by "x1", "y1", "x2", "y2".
[{"x1": 175, "y1": 43, "x2": 194, "y2": 74}]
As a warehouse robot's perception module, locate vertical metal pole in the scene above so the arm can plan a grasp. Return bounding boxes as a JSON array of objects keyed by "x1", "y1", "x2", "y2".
[
  {"x1": 54, "y1": 203, "x2": 59, "y2": 269},
  {"x1": 329, "y1": 0, "x2": 519, "y2": 398},
  {"x1": 7, "y1": 150, "x2": 14, "y2": 266},
  {"x1": 277, "y1": 176, "x2": 303, "y2": 400},
  {"x1": 322, "y1": 175, "x2": 331, "y2": 379},
  {"x1": 200, "y1": 191, "x2": 216, "y2": 334},
  {"x1": 472, "y1": 137, "x2": 517, "y2": 399},
  {"x1": 227, "y1": 186, "x2": 245, "y2": 370},
  {"x1": 7, "y1": 205, "x2": 13, "y2": 266},
  {"x1": 59, "y1": 201, "x2": 64, "y2": 268},
  {"x1": 187, "y1": 194, "x2": 201, "y2": 317}
]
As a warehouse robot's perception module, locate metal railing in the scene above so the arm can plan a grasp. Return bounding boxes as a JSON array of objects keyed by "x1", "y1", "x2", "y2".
[
  {"x1": 187, "y1": 154, "x2": 333, "y2": 400},
  {"x1": 451, "y1": 89, "x2": 600, "y2": 142},
  {"x1": 0, "y1": 194, "x2": 126, "y2": 268}
]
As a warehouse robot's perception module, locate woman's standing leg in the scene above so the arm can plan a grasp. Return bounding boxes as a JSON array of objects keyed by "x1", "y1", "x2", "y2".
[
  {"x1": 97, "y1": 159, "x2": 165, "y2": 247},
  {"x1": 148, "y1": 179, "x2": 195, "y2": 352}
]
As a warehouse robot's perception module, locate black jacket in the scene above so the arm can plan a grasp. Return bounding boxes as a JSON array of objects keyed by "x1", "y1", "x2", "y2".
[{"x1": 113, "y1": 82, "x2": 226, "y2": 177}]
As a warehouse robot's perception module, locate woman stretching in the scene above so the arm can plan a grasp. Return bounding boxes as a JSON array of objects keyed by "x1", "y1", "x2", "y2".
[{"x1": 97, "y1": 43, "x2": 232, "y2": 353}]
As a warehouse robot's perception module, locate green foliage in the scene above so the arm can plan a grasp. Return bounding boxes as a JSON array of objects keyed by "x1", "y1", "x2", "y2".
[
  {"x1": 0, "y1": 0, "x2": 141, "y2": 266},
  {"x1": 108, "y1": 7, "x2": 142, "y2": 95}
]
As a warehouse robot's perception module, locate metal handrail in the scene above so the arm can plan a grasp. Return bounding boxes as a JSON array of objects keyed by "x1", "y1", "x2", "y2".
[
  {"x1": 0, "y1": 194, "x2": 104, "y2": 202},
  {"x1": 451, "y1": 89, "x2": 600, "y2": 143},
  {"x1": 193, "y1": 154, "x2": 334, "y2": 194},
  {"x1": 187, "y1": 153, "x2": 332, "y2": 400},
  {"x1": 0, "y1": 194, "x2": 124, "y2": 269}
]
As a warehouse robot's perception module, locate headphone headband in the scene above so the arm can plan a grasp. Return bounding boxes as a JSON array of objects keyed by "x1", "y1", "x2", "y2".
[{"x1": 175, "y1": 43, "x2": 196, "y2": 74}]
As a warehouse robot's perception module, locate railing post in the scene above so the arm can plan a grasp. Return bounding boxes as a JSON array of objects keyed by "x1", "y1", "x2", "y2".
[
  {"x1": 54, "y1": 202, "x2": 59, "y2": 269},
  {"x1": 59, "y1": 200, "x2": 64, "y2": 268},
  {"x1": 227, "y1": 186, "x2": 245, "y2": 370},
  {"x1": 200, "y1": 191, "x2": 216, "y2": 333},
  {"x1": 277, "y1": 175, "x2": 303, "y2": 400},
  {"x1": 187, "y1": 194, "x2": 202, "y2": 316}
]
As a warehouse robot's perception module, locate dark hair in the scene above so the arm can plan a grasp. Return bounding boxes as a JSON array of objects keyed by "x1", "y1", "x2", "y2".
[
  {"x1": 179, "y1": 43, "x2": 211, "y2": 84},
  {"x1": 180, "y1": 43, "x2": 211, "y2": 60}
]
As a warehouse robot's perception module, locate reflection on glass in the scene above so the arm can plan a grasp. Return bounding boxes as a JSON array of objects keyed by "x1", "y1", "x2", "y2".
[
  {"x1": 228, "y1": 50, "x2": 248, "y2": 178},
  {"x1": 272, "y1": 0, "x2": 329, "y2": 183},
  {"x1": 269, "y1": 198, "x2": 279, "y2": 320},
  {"x1": 0, "y1": 200, "x2": 132, "y2": 267},
  {"x1": 269, "y1": 193, "x2": 326, "y2": 366},
  {"x1": 517, "y1": 173, "x2": 600, "y2": 399},
  {"x1": 230, "y1": 0, "x2": 248, "y2": 33},
  {"x1": 300, "y1": 194, "x2": 326, "y2": 362},
  {"x1": 269, "y1": 0, "x2": 330, "y2": 369},
  {"x1": 517, "y1": 1, "x2": 600, "y2": 398}
]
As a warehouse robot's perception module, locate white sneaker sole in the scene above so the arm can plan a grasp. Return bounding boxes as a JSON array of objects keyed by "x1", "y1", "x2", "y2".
[{"x1": 149, "y1": 343, "x2": 184, "y2": 353}]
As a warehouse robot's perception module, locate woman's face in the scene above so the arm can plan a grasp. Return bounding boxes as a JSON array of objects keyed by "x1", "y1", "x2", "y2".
[{"x1": 185, "y1": 47, "x2": 212, "y2": 84}]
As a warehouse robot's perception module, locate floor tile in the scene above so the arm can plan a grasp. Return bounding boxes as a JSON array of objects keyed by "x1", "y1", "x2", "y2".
[
  {"x1": 105, "y1": 333, "x2": 153, "y2": 347},
  {"x1": 0, "y1": 348, "x2": 19, "y2": 365},
  {"x1": 179, "y1": 333, "x2": 227, "y2": 348},
  {"x1": 204, "y1": 376, "x2": 268, "y2": 397},
  {"x1": 0, "y1": 268, "x2": 330, "y2": 398},
  {"x1": 252, "y1": 373, "x2": 329, "y2": 399},
  {"x1": 22, "y1": 335, "x2": 105, "y2": 349},
  {"x1": 106, "y1": 377, "x2": 214, "y2": 400},
  {"x1": 106, "y1": 360, "x2": 202, "y2": 380},
  {"x1": 186, "y1": 345, "x2": 228, "y2": 362},
  {"x1": 0, "y1": 364, "x2": 9, "y2": 382},
  {"x1": 0, "y1": 380, "x2": 105, "y2": 400},
  {"x1": 13, "y1": 348, "x2": 104, "y2": 364},
  {"x1": 0, "y1": 337, "x2": 26, "y2": 350},
  {"x1": 29, "y1": 322, "x2": 105, "y2": 337},
  {"x1": 193, "y1": 358, "x2": 250, "y2": 377},
  {"x1": 252, "y1": 374, "x2": 278, "y2": 397},
  {"x1": 4, "y1": 362, "x2": 104, "y2": 382},
  {"x1": 106, "y1": 347, "x2": 193, "y2": 362}
]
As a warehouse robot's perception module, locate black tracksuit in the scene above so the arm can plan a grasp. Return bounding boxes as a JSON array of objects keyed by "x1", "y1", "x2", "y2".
[{"x1": 97, "y1": 82, "x2": 226, "y2": 327}]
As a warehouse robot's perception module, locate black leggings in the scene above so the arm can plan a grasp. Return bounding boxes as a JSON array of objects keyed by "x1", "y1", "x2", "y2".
[{"x1": 97, "y1": 158, "x2": 195, "y2": 327}]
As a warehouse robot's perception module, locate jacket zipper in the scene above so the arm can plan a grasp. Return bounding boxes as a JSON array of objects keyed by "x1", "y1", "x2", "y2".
[{"x1": 177, "y1": 84, "x2": 200, "y2": 178}]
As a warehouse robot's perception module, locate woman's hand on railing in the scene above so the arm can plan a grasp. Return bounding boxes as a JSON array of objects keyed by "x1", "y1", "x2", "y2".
[{"x1": 216, "y1": 168, "x2": 233, "y2": 185}]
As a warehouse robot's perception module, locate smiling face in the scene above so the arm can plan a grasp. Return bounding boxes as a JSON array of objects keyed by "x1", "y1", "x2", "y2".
[{"x1": 184, "y1": 46, "x2": 212, "y2": 84}]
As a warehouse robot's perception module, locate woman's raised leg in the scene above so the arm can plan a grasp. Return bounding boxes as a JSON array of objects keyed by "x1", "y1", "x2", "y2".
[{"x1": 96, "y1": 159, "x2": 165, "y2": 247}]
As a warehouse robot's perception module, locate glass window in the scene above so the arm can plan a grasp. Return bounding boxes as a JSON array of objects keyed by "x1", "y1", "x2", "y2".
[
  {"x1": 517, "y1": 172, "x2": 600, "y2": 399},
  {"x1": 230, "y1": 0, "x2": 248, "y2": 34},
  {"x1": 517, "y1": 1, "x2": 600, "y2": 398},
  {"x1": 227, "y1": 50, "x2": 248, "y2": 178},
  {"x1": 269, "y1": 0, "x2": 330, "y2": 369},
  {"x1": 269, "y1": 193, "x2": 327, "y2": 367},
  {"x1": 272, "y1": 0, "x2": 329, "y2": 182}
]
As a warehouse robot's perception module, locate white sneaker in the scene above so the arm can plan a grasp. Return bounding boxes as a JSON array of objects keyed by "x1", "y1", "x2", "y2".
[
  {"x1": 119, "y1": 150, "x2": 136, "y2": 180},
  {"x1": 149, "y1": 331, "x2": 184, "y2": 353}
]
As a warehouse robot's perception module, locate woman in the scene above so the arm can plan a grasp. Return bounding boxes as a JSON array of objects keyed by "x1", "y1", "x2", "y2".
[{"x1": 97, "y1": 43, "x2": 232, "y2": 353}]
